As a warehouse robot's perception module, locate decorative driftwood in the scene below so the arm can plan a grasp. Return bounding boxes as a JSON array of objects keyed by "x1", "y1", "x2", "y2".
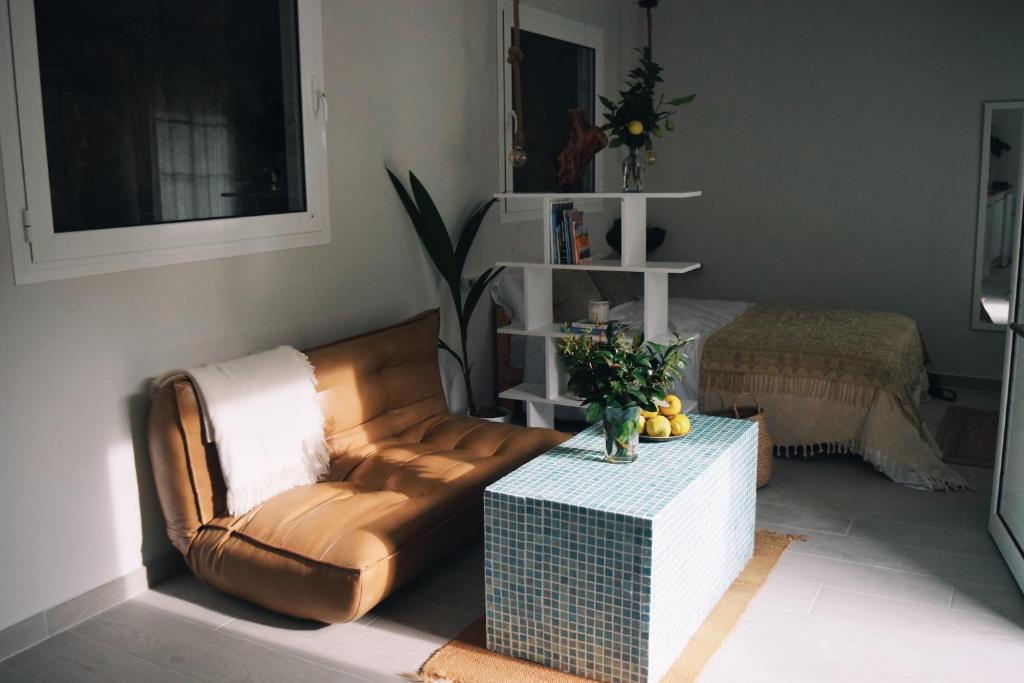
[{"x1": 556, "y1": 109, "x2": 608, "y2": 191}]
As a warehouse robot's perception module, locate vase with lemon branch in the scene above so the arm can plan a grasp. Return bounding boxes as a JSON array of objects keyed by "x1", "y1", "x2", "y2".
[
  {"x1": 559, "y1": 323, "x2": 691, "y2": 463},
  {"x1": 600, "y1": 47, "x2": 695, "y2": 192}
]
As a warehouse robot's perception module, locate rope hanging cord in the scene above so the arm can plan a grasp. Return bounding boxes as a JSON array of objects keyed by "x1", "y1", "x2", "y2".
[
  {"x1": 508, "y1": 0, "x2": 525, "y2": 149},
  {"x1": 640, "y1": 0, "x2": 658, "y2": 53}
]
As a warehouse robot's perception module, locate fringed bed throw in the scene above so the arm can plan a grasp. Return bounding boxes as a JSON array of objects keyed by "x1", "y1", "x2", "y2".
[{"x1": 701, "y1": 305, "x2": 966, "y2": 491}]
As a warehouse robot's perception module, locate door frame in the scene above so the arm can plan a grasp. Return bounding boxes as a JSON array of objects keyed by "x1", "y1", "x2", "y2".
[{"x1": 989, "y1": 173, "x2": 1024, "y2": 591}]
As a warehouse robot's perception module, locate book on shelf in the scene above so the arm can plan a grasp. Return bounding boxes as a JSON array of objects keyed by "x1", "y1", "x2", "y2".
[
  {"x1": 561, "y1": 319, "x2": 616, "y2": 337},
  {"x1": 569, "y1": 211, "x2": 591, "y2": 264},
  {"x1": 550, "y1": 201, "x2": 573, "y2": 265},
  {"x1": 548, "y1": 202, "x2": 592, "y2": 265}
]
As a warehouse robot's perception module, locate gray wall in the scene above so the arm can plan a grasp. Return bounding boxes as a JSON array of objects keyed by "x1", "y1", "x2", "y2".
[
  {"x1": 644, "y1": 0, "x2": 1024, "y2": 379},
  {"x1": 0, "y1": 0, "x2": 637, "y2": 631}
]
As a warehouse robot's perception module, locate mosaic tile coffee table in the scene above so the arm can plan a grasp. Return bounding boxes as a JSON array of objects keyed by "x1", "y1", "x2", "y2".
[{"x1": 483, "y1": 415, "x2": 758, "y2": 683}]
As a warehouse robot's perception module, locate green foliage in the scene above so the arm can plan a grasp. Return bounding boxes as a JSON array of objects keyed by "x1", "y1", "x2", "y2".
[
  {"x1": 600, "y1": 47, "x2": 695, "y2": 151},
  {"x1": 559, "y1": 323, "x2": 691, "y2": 437},
  {"x1": 387, "y1": 168, "x2": 501, "y2": 414}
]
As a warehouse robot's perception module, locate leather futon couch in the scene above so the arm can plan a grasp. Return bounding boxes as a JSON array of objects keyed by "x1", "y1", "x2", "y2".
[{"x1": 148, "y1": 309, "x2": 566, "y2": 622}]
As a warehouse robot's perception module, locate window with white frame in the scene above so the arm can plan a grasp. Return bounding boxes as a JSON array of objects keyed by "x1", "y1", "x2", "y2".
[
  {"x1": 0, "y1": 0, "x2": 328, "y2": 284},
  {"x1": 496, "y1": 2, "x2": 604, "y2": 222}
]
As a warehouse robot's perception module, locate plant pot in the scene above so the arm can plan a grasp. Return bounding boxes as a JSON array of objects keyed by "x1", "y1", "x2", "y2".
[
  {"x1": 471, "y1": 406, "x2": 512, "y2": 423},
  {"x1": 602, "y1": 405, "x2": 640, "y2": 463},
  {"x1": 606, "y1": 221, "x2": 666, "y2": 255}
]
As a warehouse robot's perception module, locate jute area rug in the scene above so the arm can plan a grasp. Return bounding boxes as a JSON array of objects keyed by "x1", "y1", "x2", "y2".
[
  {"x1": 936, "y1": 406, "x2": 999, "y2": 468},
  {"x1": 413, "y1": 530, "x2": 798, "y2": 683}
]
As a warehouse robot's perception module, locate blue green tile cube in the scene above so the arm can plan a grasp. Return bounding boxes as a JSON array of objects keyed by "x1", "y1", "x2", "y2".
[{"x1": 484, "y1": 414, "x2": 758, "y2": 682}]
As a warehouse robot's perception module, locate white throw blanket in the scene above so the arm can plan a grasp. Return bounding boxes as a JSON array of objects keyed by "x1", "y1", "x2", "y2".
[{"x1": 154, "y1": 346, "x2": 329, "y2": 516}]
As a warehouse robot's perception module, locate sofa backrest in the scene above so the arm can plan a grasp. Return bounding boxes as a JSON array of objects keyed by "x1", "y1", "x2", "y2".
[
  {"x1": 147, "y1": 309, "x2": 447, "y2": 553},
  {"x1": 307, "y1": 308, "x2": 447, "y2": 454}
]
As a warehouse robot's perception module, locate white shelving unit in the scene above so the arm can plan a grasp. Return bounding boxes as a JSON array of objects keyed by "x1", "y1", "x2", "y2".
[{"x1": 495, "y1": 191, "x2": 703, "y2": 428}]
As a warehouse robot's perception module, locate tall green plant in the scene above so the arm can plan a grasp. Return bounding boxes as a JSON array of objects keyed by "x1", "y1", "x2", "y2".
[{"x1": 387, "y1": 169, "x2": 503, "y2": 415}]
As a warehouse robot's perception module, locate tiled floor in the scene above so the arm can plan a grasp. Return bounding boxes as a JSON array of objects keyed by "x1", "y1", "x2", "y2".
[{"x1": 2, "y1": 390, "x2": 1023, "y2": 682}]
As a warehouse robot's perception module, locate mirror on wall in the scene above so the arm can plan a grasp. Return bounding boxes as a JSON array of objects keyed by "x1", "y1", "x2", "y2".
[{"x1": 973, "y1": 101, "x2": 1024, "y2": 330}]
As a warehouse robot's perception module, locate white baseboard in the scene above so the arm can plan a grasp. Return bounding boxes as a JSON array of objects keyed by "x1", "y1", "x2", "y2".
[{"x1": 0, "y1": 552, "x2": 185, "y2": 662}]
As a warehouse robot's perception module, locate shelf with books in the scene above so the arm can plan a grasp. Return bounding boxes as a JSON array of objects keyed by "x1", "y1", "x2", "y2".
[
  {"x1": 497, "y1": 321, "x2": 680, "y2": 343},
  {"x1": 495, "y1": 258, "x2": 701, "y2": 274},
  {"x1": 493, "y1": 190, "x2": 702, "y2": 428},
  {"x1": 492, "y1": 192, "x2": 702, "y2": 200}
]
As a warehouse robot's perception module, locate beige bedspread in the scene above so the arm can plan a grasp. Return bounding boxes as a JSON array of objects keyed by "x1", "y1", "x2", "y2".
[{"x1": 700, "y1": 304, "x2": 966, "y2": 491}]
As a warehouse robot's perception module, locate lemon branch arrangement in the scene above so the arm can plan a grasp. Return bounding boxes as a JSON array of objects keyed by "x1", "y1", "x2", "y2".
[
  {"x1": 559, "y1": 324, "x2": 691, "y2": 461},
  {"x1": 599, "y1": 47, "x2": 695, "y2": 154}
]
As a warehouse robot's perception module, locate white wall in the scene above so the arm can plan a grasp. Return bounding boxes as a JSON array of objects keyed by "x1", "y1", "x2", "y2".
[
  {"x1": 643, "y1": 0, "x2": 1024, "y2": 379},
  {"x1": 0, "y1": 0, "x2": 636, "y2": 632}
]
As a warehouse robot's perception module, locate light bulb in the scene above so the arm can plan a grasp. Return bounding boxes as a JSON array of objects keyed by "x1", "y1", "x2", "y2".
[
  {"x1": 644, "y1": 148, "x2": 657, "y2": 166},
  {"x1": 509, "y1": 145, "x2": 528, "y2": 168}
]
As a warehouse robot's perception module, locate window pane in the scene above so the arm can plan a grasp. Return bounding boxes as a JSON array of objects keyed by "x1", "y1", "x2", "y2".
[
  {"x1": 34, "y1": 0, "x2": 306, "y2": 233},
  {"x1": 512, "y1": 30, "x2": 596, "y2": 193}
]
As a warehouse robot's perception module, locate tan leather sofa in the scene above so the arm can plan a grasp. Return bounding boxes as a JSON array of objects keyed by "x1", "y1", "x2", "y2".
[{"x1": 148, "y1": 309, "x2": 566, "y2": 623}]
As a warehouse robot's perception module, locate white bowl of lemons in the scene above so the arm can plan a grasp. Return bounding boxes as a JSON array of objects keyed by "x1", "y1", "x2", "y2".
[{"x1": 638, "y1": 394, "x2": 692, "y2": 442}]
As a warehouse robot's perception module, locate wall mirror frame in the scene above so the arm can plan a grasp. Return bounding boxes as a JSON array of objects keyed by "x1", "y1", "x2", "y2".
[
  {"x1": 972, "y1": 100, "x2": 1024, "y2": 331},
  {"x1": 495, "y1": 1, "x2": 605, "y2": 224}
]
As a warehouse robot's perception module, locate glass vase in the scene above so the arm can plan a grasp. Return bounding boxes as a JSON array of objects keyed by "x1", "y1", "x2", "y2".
[
  {"x1": 602, "y1": 406, "x2": 640, "y2": 463},
  {"x1": 622, "y1": 147, "x2": 646, "y2": 193}
]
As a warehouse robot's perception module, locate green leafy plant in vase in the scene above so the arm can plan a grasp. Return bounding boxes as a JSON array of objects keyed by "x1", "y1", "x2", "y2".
[
  {"x1": 559, "y1": 324, "x2": 690, "y2": 462},
  {"x1": 600, "y1": 47, "x2": 695, "y2": 192}
]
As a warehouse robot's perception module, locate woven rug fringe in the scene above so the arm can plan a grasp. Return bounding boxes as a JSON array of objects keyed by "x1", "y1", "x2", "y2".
[{"x1": 775, "y1": 440, "x2": 968, "y2": 491}]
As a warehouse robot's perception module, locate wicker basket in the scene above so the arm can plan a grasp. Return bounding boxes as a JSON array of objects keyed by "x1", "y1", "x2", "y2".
[{"x1": 705, "y1": 393, "x2": 774, "y2": 488}]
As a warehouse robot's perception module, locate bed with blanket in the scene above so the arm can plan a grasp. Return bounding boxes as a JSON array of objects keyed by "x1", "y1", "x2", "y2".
[{"x1": 492, "y1": 270, "x2": 965, "y2": 491}]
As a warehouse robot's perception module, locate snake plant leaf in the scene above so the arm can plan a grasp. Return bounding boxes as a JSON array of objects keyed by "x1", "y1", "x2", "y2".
[
  {"x1": 437, "y1": 337, "x2": 463, "y2": 368},
  {"x1": 386, "y1": 167, "x2": 422, "y2": 229},
  {"x1": 407, "y1": 171, "x2": 459, "y2": 295},
  {"x1": 454, "y1": 198, "x2": 497, "y2": 278},
  {"x1": 462, "y1": 266, "x2": 505, "y2": 335},
  {"x1": 388, "y1": 169, "x2": 457, "y2": 299}
]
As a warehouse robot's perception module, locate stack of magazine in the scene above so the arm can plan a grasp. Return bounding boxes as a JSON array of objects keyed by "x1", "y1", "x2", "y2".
[
  {"x1": 549, "y1": 201, "x2": 592, "y2": 265},
  {"x1": 561, "y1": 319, "x2": 615, "y2": 339}
]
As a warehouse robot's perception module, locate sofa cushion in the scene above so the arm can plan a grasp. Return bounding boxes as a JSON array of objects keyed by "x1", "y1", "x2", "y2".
[
  {"x1": 309, "y1": 309, "x2": 448, "y2": 455},
  {"x1": 187, "y1": 414, "x2": 566, "y2": 621}
]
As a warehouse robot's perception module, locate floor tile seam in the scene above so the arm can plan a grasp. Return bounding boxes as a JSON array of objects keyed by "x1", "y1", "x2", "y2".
[
  {"x1": 772, "y1": 522, "x2": 1010, "y2": 565},
  {"x1": 61, "y1": 627, "x2": 207, "y2": 682},
  {"x1": 783, "y1": 547, "x2": 1010, "y2": 587},
  {"x1": 805, "y1": 584, "x2": 824, "y2": 615},
  {"x1": 834, "y1": 534, "x2": 1007, "y2": 563},
  {"x1": 806, "y1": 584, "x2": 1002, "y2": 615},
  {"x1": 758, "y1": 500, "x2": 853, "y2": 517},
  {"x1": 842, "y1": 509, "x2": 987, "y2": 535},
  {"x1": 130, "y1": 592, "x2": 241, "y2": 631},
  {"x1": 842, "y1": 515, "x2": 855, "y2": 536},
  {"x1": 0, "y1": 662, "x2": 44, "y2": 682},
  {"x1": 189, "y1": 613, "x2": 377, "y2": 680}
]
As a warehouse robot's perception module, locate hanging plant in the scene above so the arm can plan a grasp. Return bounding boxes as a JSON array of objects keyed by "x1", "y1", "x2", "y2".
[{"x1": 600, "y1": 47, "x2": 695, "y2": 151}]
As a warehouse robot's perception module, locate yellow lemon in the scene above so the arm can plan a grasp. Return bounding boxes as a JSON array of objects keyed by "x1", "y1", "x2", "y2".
[
  {"x1": 646, "y1": 414, "x2": 671, "y2": 438},
  {"x1": 669, "y1": 413, "x2": 691, "y2": 437},
  {"x1": 659, "y1": 394, "x2": 682, "y2": 417},
  {"x1": 627, "y1": 120, "x2": 644, "y2": 136},
  {"x1": 636, "y1": 415, "x2": 646, "y2": 434},
  {"x1": 640, "y1": 408, "x2": 659, "y2": 420}
]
